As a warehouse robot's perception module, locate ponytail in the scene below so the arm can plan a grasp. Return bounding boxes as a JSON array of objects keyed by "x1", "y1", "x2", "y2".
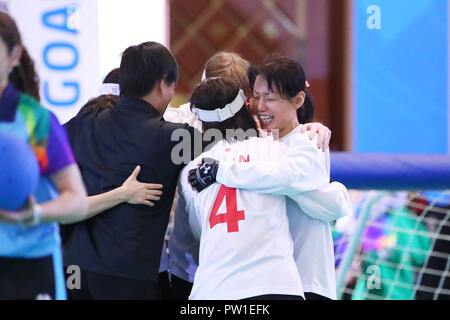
[
  {"x1": 9, "y1": 47, "x2": 40, "y2": 101},
  {"x1": 297, "y1": 89, "x2": 315, "y2": 124}
]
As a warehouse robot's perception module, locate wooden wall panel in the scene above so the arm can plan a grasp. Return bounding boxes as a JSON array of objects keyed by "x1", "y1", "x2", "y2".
[{"x1": 169, "y1": 0, "x2": 350, "y2": 151}]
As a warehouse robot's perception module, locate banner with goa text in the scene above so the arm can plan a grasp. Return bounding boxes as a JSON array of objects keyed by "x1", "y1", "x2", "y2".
[{"x1": 7, "y1": 0, "x2": 99, "y2": 124}]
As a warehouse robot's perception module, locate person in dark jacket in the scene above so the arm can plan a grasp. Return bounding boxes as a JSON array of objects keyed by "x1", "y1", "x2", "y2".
[{"x1": 63, "y1": 41, "x2": 197, "y2": 300}]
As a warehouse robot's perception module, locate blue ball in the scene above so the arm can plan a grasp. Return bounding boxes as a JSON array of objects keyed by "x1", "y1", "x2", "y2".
[{"x1": 0, "y1": 131, "x2": 40, "y2": 211}]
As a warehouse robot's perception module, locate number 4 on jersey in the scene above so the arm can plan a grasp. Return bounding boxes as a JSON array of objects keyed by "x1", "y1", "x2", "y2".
[{"x1": 210, "y1": 186, "x2": 245, "y2": 233}]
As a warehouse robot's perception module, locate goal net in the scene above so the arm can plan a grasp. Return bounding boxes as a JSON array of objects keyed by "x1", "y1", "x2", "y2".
[{"x1": 331, "y1": 153, "x2": 450, "y2": 300}]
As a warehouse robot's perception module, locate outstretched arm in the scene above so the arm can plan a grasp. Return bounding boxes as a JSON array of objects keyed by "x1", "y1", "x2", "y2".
[
  {"x1": 188, "y1": 131, "x2": 351, "y2": 222},
  {"x1": 215, "y1": 135, "x2": 330, "y2": 197},
  {"x1": 216, "y1": 150, "x2": 351, "y2": 222},
  {"x1": 0, "y1": 165, "x2": 163, "y2": 225},
  {"x1": 83, "y1": 165, "x2": 163, "y2": 220}
]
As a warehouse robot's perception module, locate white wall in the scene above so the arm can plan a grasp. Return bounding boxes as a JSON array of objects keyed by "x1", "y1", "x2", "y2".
[{"x1": 97, "y1": 0, "x2": 169, "y2": 81}]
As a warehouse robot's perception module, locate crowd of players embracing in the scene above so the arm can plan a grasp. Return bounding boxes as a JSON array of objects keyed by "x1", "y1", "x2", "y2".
[{"x1": 0, "y1": 11, "x2": 352, "y2": 300}]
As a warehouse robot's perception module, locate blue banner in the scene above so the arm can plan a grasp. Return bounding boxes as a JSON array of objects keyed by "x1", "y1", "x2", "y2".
[{"x1": 353, "y1": 0, "x2": 448, "y2": 154}]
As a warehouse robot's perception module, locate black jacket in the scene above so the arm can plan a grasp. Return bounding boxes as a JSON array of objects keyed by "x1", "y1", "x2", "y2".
[{"x1": 63, "y1": 95, "x2": 197, "y2": 282}]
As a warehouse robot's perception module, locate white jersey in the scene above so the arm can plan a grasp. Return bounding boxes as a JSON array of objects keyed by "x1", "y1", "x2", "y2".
[
  {"x1": 178, "y1": 138, "x2": 304, "y2": 300},
  {"x1": 216, "y1": 125, "x2": 353, "y2": 299}
]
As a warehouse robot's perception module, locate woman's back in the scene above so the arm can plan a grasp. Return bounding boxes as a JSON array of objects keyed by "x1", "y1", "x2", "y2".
[{"x1": 178, "y1": 137, "x2": 303, "y2": 300}]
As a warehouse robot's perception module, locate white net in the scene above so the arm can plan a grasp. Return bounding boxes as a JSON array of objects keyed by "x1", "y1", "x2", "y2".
[{"x1": 334, "y1": 190, "x2": 450, "y2": 300}]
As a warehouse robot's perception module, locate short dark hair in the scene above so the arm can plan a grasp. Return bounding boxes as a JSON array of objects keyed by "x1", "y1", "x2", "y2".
[
  {"x1": 248, "y1": 56, "x2": 315, "y2": 124},
  {"x1": 119, "y1": 41, "x2": 178, "y2": 98},
  {"x1": 190, "y1": 78, "x2": 257, "y2": 148},
  {"x1": 103, "y1": 68, "x2": 120, "y2": 84}
]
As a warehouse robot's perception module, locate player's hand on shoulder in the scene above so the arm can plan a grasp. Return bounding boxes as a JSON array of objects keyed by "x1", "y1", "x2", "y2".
[
  {"x1": 188, "y1": 158, "x2": 219, "y2": 192},
  {"x1": 301, "y1": 122, "x2": 331, "y2": 152}
]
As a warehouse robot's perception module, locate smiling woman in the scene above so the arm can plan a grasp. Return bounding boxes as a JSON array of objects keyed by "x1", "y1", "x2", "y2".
[
  {"x1": 248, "y1": 56, "x2": 308, "y2": 139},
  {"x1": 228, "y1": 56, "x2": 350, "y2": 300}
]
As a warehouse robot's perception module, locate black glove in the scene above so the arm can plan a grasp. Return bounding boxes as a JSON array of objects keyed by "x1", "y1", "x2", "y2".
[{"x1": 188, "y1": 158, "x2": 219, "y2": 192}]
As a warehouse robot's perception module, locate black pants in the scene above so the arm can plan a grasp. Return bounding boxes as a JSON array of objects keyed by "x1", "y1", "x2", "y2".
[
  {"x1": 158, "y1": 271, "x2": 193, "y2": 300},
  {"x1": 246, "y1": 292, "x2": 329, "y2": 300},
  {"x1": 0, "y1": 256, "x2": 56, "y2": 300},
  {"x1": 245, "y1": 294, "x2": 304, "y2": 300},
  {"x1": 305, "y1": 292, "x2": 332, "y2": 300},
  {"x1": 66, "y1": 269, "x2": 161, "y2": 300}
]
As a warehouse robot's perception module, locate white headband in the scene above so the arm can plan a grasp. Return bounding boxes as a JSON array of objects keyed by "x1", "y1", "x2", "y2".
[
  {"x1": 192, "y1": 89, "x2": 246, "y2": 123},
  {"x1": 98, "y1": 83, "x2": 120, "y2": 96}
]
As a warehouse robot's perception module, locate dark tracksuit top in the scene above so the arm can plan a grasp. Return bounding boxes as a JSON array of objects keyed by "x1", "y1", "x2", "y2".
[{"x1": 63, "y1": 95, "x2": 197, "y2": 283}]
